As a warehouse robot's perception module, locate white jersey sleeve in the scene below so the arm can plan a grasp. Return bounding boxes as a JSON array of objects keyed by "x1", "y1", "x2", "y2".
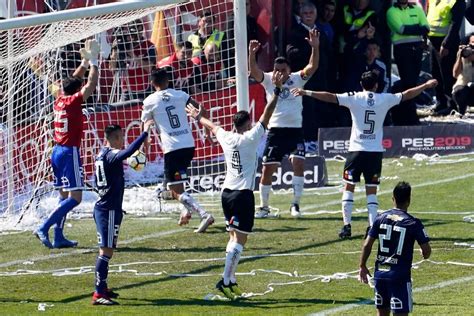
[
  {"x1": 216, "y1": 123, "x2": 266, "y2": 191},
  {"x1": 261, "y1": 71, "x2": 308, "y2": 128},
  {"x1": 141, "y1": 89, "x2": 194, "y2": 154}
]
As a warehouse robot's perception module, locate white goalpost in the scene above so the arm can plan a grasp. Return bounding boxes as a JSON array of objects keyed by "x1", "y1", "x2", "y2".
[{"x1": 0, "y1": 0, "x2": 249, "y2": 230}]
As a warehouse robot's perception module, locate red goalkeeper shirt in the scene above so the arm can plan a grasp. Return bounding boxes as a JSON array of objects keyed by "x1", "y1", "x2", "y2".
[{"x1": 53, "y1": 91, "x2": 84, "y2": 147}]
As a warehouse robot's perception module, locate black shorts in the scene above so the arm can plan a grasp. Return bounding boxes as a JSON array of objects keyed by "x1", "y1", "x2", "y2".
[
  {"x1": 262, "y1": 128, "x2": 305, "y2": 164},
  {"x1": 221, "y1": 189, "x2": 255, "y2": 234},
  {"x1": 163, "y1": 147, "x2": 195, "y2": 188},
  {"x1": 343, "y1": 151, "x2": 383, "y2": 185}
]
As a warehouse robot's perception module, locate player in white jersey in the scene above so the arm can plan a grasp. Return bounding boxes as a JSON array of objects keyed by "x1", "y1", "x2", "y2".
[
  {"x1": 249, "y1": 29, "x2": 320, "y2": 218},
  {"x1": 292, "y1": 71, "x2": 437, "y2": 238},
  {"x1": 186, "y1": 72, "x2": 283, "y2": 299},
  {"x1": 141, "y1": 68, "x2": 214, "y2": 233}
]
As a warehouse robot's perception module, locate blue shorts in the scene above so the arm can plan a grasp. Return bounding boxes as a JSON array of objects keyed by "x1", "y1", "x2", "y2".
[
  {"x1": 93, "y1": 207, "x2": 123, "y2": 249},
  {"x1": 374, "y1": 278, "x2": 413, "y2": 314},
  {"x1": 51, "y1": 145, "x2": 84, "y2": 191}
]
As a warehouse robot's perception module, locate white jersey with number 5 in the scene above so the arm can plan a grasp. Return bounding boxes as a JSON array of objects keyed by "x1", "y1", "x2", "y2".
[
  {"x1": 216, "y1": 122, "x2": 266, "y2": 190},
  {"x1": 141, "y1": 88, "x2": 194, "y2": 154},
  {"x1": 336, "y1": 91, "x2": 402, "y2": 152},
  {"x1": 261, "y1": 71, "x2": 308, "y2": 128}
]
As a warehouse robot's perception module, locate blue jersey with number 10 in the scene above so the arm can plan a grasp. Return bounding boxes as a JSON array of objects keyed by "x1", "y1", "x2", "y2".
[
  {"x1": 368, "y1": 208, "x2": 430, "y2": 281},
  {"x1": 94, "y1": 132, "x2": 148, "y2": 211}
]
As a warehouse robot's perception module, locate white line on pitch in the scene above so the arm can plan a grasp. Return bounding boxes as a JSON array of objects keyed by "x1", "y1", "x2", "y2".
[
  {"x1": 302, "y1": 173, "x2": 474, "y2": 211},
  {"x1": 308, "y1": 275, "x2": 474, "y2": 316},
  {"x1": 0, "y1": 228, "x2": 183, "y2": 269}
]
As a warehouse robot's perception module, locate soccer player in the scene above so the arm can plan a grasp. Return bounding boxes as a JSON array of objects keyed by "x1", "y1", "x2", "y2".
[
  {"x1": 141, "y1": 68, "x2": 214, "y2": 233},
  {"x1": 292, "y1": 71, "x2": 437, "y2": 238},
  {"x1": 359, "y1": 181, "x2": 431, "y2": 315},
  {"x1": 91, "y1": 120, "x2": 153, "y2": 305},
  {"x1": 35, "y1": 39, "x2": 99, "y2": 248},
  {"x1": 186, "y1": 72, "x2": 283, "y2": 300},
  {"x1": 249, "y1": 29, "x2": 320, "y2": 219}
]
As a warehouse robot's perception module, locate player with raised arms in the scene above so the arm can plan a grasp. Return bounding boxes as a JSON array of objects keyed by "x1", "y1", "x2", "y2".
[
  {"x1": 249, "y1": 30, "x2": 319, "y2": 219},
  {"x1": 141, "y1": 68, "x2": 214, "y2": 233},
  {"x1": 292, "y1": 71, "x2": 437, "y2": 238},
  {"x1": 35, "y1": 39, "x2": 99, "y2": 248},
  {"x1": 91, "y1": 120, "x2": 153, "y2": 305},
  {"x1": 186, "y1": 72, "x2": 283, "y2": 299},
  {"x1": 359, "y1": 181, "x2": 431, "y2": 315}
]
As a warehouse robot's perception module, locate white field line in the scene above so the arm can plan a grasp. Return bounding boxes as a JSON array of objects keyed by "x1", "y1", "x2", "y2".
[
  {"x1": 301, "y1": 173, "x2": 474, "y2": 212},
  {"x1": 309, "y1": 274, "x2": 474, "y2": 316},
  {"x1": 0, "y1": 228, "x2": 183, "y2": 269}
]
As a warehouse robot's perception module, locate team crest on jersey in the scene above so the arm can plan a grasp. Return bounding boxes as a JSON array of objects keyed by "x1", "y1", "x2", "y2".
[
  {"x1": 344, "y1": 170, "x2": 353, "y2": 180},
  {"x1": 279, "y1": 87, "x2": 291, "y2": 99},
  {"x1": 367, "y1": 94, "x2": 375, "y2": 107},
  {"x1": 161, "y1": 94, "x2": 170, "y2": 102}
]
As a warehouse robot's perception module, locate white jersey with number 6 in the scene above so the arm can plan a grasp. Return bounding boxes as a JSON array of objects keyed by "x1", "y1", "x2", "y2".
[
  {"x1": 336, "y1": 91, "x2": 402, "y2": 152},
  {"x1": 141, "y1": 88, "x2": 194, "y2": 154},
  {"x1": 216, "y1": 122, "x2": 266, "y2": 191}
]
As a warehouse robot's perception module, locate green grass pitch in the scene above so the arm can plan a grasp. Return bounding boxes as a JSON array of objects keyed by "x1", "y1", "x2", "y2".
[{"x1": 0, "y1": 154, "x2": 473, "y2": 315}]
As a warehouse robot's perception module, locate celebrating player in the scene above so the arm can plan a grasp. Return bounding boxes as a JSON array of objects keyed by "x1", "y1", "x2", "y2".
[
  {"x1": 35, "y1": 39, "x2": 99, "y2": 248},
  {"x1": 249, "y1": 30, "x2": 320, "y2": 218},
  {"x1": 186, "y1": 72, "x2": 283, "y2": 299},
  {"x1": 359, "y1": 181, "x2": 431, "y2": 315},
  {"x1": 141, "y1": 68, "x2": 214, "y2": 233},
  {"x1": 292, "y1": 71, "x2": 437, "y2": 238},
  {"x1": 91, "y1": 120, "x2": 153, "y2": 305}
]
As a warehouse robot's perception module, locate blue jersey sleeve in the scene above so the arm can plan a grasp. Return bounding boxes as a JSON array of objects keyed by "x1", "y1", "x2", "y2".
[
  {"x1": 108, "y1": 132, "x2": 149, "y2": 163},
  {"x1": 414, "y1": 219, "x2": 430, "y2": 245}
]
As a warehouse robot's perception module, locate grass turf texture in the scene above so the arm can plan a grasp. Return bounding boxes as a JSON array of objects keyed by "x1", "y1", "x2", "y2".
[{"x1": 0, "y1": 155, "x2": 473, "y2": 315}]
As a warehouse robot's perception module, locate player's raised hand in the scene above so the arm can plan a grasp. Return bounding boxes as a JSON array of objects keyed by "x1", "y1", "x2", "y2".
[
  {"x1": 358, "y1": 265, "x2": 371, "y2": 284},
  {"x1": 272, "y1": 71, "x2": 284, "y2": 88},
  {"x1": 185, "y1": 104, "x2": 200, "y2": 119},
  {"x1": 424, "y1": 79, "x2": 438, "y2": 89},
  {"x1": 291, "y1": 88, "x2": 305, "y2": 97},
  {"x1": 80, "y1": 39, "x2": 100, "y2": 62},
  {"x1": 306, "y1": 29, "x2": 320, "y2": 48},
  {"x1": 143, "y1": 119, "x2": 154, "y2": 133},
  {"x1": 249, "y1": 40, "x2": 261, "y2": 55}
]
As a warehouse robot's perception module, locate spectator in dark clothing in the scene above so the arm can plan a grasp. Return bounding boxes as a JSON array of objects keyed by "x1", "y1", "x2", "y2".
[
  {"x1": 287, "y1": 2, "x2": 336, "y2": 151},
  {"x1": 246, "y1": 0, "x2": 258, "y2": 45},
  {"x1": 317, "y1": 0, "x2": 336, "y2": 46},
  {"x1": 192, "y1": 43, "x2": 227, "y2": 92}
]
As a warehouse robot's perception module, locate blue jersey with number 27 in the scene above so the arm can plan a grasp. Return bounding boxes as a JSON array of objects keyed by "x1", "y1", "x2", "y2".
[
  {"x1": 94, "y1": 132, "x2": 148, "y2": 211},
  {"x1": 368, "y1": 208, "x2": 430, "y2": 281}
]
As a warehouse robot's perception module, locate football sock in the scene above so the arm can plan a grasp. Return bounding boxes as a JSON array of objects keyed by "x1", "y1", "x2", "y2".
[
  {"x1": 223, "y1": 241, "x2": 243, "y2": 286},
  {"x1": 39, "y1": 198, "x2": 79, "y2": 232},
  {"x1": 95, "y1": 255, "x2": 111, "y2": 294},
  {"x1": 367, "y1": 194, "x2": 378, "y2": 227},
  {"x1": 53, "y1": 197, "x2": 67, "y2": 240},
  {"x1": 179, "y1": 192, "x2": 207, "y2": 218},
  {"x1": 259, "y1": 184, "x2": 271, "y2": 208},
  {"x1": 342, "y1": 190, "x2": 354, "y2": 225},
  {"x1": 292, "y1": 176, "x2": 304, "y2": 205}
]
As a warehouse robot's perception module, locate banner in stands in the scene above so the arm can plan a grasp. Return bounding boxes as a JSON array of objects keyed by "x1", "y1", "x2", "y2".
[
  {"x1": 189, "y1": 156, "x2": 328, "y2": 192},
  {"x1": 318, "y1": 125, "x2": 474, "y2": 158}
]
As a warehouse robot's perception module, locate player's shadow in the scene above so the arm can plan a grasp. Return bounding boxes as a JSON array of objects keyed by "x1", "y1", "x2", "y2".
[
  {"x1": 117, "y1": 246, "x2": 224, "y2": 253},
  {"x1": 253, "y1": 226, "x2": 308, "y2": 233}
]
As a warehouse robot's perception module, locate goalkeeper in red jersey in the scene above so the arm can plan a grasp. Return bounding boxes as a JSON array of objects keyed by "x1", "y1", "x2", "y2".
[{"x1": 35, "y1": 39, "x2": 99, "y2": 249}]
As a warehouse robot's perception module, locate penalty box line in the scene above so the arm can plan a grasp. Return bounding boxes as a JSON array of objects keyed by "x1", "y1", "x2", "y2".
[{"x1": 308, "y1": 274, "x2": 474, "y2": 316}]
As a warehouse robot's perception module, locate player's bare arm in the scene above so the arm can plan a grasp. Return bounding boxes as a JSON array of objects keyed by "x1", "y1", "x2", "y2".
[
  {"x1": 259, "y1": 71, "x2": 284, "y2": 128},
  {"x1": 186, "y1": 103, "x2": 219, "y2": 136},
  {"x1": 141, "y1": 119, "x2": 155, "y2": 155},
  {"x1": 420, "y1": 242, "x2": 431, "y2": 259},
  {"x1": 248, "y1": 40, "x2": 263, "y2": 82},
  {"x1": 401, "y1": 79, "x2": 438, "y2": 102},
  {"x1": 291, "y1": 88, "x2": 338, "y2": 104},
  {"x1": 80, "y1": 39, "x2": 100, "y2": 101},
  {"x1": 187, "y1": 98, "x2": 212, "y2": 139},
  {"x1": 301, "y1": 29, "x2": 320, "y2": 78},
  {"x1": 358, "y1": 236, "x2": 375, "y2": 284}
]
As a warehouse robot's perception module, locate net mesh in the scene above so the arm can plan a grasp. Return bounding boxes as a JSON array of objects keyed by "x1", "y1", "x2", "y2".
[{"x1": 0, "y1": 0, "x2": 240, "y2": 230}]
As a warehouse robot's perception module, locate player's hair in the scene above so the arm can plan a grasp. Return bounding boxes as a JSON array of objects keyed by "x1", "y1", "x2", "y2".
[
  {"x1": 360, "y1": 70, "x2": 378, "y2": 90},
  {"x1": 200, "y1": 11, "x2": 213, "y2": 19},
  {"x1": 104, "y1": 124, "x2": 122, "y2": 141},
  {"x1": 233, "y1": 110, "x2": 251, "y2": 129},
  {"x1": 151, "y1": 68, "x2": 169, "y2": 87},
  {"x1": 393, "y1": 181, "x2": 411, "y2": 206},
  {"x1": 176, "y1": 41, "x2": 193, "y2": 50},
  {"x1": 62, "y1": 76, "x2": 83, "y2": 95},
  {"x1": 366, "y1": 39, "x2": 380, "y2": 47},
  {"x1": 274, "y1": 56, "x2": 290, "y2": 67}
]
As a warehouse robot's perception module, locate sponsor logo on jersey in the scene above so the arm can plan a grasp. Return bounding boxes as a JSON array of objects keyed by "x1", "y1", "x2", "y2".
[
  {"x1": 387, "y1": 214, "x2": 404, "y2": 222},
  {"x1": 279, "y1": 87, "x2": 291, "y2": 99}
]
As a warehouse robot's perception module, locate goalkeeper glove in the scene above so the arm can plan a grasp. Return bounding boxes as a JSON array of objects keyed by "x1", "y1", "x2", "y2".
[{"x1": 80, "y1": 39, "x2": 100, "y2": 67}]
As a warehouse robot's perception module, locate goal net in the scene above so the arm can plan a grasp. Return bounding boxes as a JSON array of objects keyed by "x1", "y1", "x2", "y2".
[{"x1": 0, "y1": 0, "x2": 248, "y2": 231}]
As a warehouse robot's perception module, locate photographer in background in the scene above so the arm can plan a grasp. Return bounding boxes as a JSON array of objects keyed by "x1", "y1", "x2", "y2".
[
  {"x1": 452, "y1": 33, "x2": 474, "y2": 116},
  {"x1": 109, "y1": 21, "x2": 156, "y2": 102}
]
